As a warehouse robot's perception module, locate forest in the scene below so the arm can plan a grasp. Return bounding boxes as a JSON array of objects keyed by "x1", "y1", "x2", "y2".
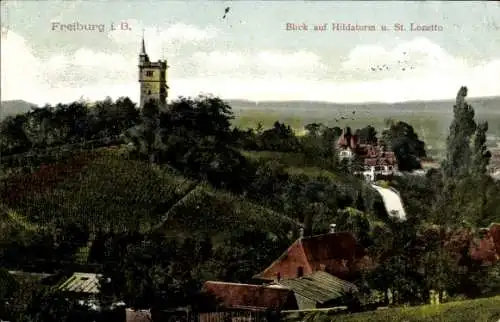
[{"x1": 1, "y1": 87, "x2": 500, "y2": 321}]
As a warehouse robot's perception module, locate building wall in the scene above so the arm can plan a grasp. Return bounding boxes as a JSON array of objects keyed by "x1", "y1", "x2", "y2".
[
  {"x1": 125, "y1": 308, "x2": 151, "y2": 322},
  {"x1": 261, "y1": 241, "x2": 312, "y2": 281},
  {"x1": 139, "y1": 62, "x2": 167, "y2": 108}
]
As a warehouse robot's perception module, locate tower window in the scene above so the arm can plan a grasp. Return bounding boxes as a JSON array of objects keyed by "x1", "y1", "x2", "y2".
[
  {"x1": 146, "y1": 71, "x2": 153, "y2": 77},
  {"x1": 297, "y1": 266, "x2": 304, "y2": 277},
  {"x1": 147, "y1": 90, "x2": 151, "y2": 95}
]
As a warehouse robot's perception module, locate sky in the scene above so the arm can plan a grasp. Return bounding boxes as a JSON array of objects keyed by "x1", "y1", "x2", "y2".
[{"x1": 1, "y1": 0, "x2": 499, "y2": 105}]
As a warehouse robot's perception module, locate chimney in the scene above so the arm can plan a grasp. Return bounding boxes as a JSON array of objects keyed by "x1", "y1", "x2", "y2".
[
  {"x1": 299, "y1": 227, "x2": 304, "y2": 238},
  {"x1": 329, "y1": 223, "x2": 337, "y2": 234}
]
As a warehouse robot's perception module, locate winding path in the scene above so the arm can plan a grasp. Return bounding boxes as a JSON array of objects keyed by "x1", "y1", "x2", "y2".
[{"x1": 371, "y1": 184, "x2": 407, "y2": 221}]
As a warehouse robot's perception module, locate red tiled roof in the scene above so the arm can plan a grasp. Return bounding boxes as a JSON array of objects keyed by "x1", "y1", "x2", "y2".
[
  {"x1": 202, "y1": 282, "x2": 298, "y2": 311},
  {"x1": 338, "y1": 136, "x2": 348, "y2": 147},
  {"x1": 470, "y1": 223, "x2": 500, "y2": 263},
  {"x1": 489, "y1": 224, "x2": 500, "y2": 250},
  {"x1": 431, "y1": 224, "x2": 500, "y2": 265},
  {"x1": 364, "y1": 159, "x2": 377, "y2": 166},
  {"x1": 363, "y1": 158, "x2": 397, "y2": 166},
  {"x1": 254, "y1": 232, "x2": 365, "y2": 281},
  {"x1": 350, "y1": 135, "x2": 358, "y2": 148},
  {"x1": 301, "y1": 232, "x2": 358, "y2": 264}
]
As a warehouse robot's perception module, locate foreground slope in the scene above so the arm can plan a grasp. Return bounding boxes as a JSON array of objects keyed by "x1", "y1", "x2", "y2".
[{"x1": 285, "y1": 295, "x2": 500, "y2": 322}]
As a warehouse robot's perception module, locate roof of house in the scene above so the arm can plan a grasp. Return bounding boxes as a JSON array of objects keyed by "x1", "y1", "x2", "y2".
[
  {"x1": 8, "y1": 271, "x2": 54, "y2": 280},
  {"x1": 254, "y1": 232, "x2": 363, "y2": 280},
  {"x1": 470, "y1": 223, "x2": 500, "y2": 263},
  {"x1": 57, "y1": 272, "x2": 100, "y2": 294},
  {"x1": 202, "y1": 281, "x2": 298, "y2": 311},
  {"x1": 300, "y1": 232, "x2": 359, "y2": 264},
  {"x1": 126, "y1": 308, "x2": 151, "y2": 322},
  {"x1": 275, "y1": 271, "x2": 359, "y2": 304}
]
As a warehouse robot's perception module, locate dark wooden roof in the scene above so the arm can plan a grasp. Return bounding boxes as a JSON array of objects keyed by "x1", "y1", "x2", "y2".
[{"x1": 275, "y1": 271, "x2": 358, "y2": 304}]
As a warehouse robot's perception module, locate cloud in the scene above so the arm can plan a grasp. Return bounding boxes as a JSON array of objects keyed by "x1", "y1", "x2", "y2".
[
  {"x1": 341, "y1": 37, "x2": 466, "y2": 73},
  {"x1": 338, "y1": 37, "x2": 500, "y2": 102},
  {"x1": 190, "y1": 50, "x2": 327, "y2": 79},
  {"x1": 1, "y1": 26, "x2": 499, "y2": 105},
  {"x1": 0, "y1": 28, "x2": 51, "y2": 102},
  {"x1": 109, "y1": 21, "x2": 217, "y2": 49}
]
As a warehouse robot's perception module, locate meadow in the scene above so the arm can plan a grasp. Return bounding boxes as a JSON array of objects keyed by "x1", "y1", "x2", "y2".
[
  {"x1": 230, "y1": 97, "x2": 500, "y2": 158},
  {"x1": 283, "y1": 295, "x2": 500, "y2": 322}
]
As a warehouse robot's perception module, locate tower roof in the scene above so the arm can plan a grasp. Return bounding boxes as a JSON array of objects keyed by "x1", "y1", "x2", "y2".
[{"x1": 140, "y1": 29, "x2": 147, "y2": 56}]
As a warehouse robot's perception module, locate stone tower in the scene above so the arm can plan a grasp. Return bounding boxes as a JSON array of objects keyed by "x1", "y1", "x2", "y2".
[{"x1": 138, "y1": 33, "x2": 169, "y2": 108}]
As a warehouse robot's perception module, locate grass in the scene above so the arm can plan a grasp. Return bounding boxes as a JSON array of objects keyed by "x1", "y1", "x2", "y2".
[
  {"x1": 156, "y1": 183, "x2": 299, "y2": 242},
  {"x1": 285, "y1": 296, "x2": 500, "y2": 322},
  {"x1": 242, "y1": 150, "x2": 335, "y2": 173},
  {"x1": 4, "y1": 209, "x2": 40, "y2": 232}
]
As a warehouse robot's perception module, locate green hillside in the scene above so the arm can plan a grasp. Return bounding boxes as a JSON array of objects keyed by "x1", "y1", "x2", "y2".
[
  {"x1": 0, "y1": 148, "x2": 298, "y2": 239},
  {"x1": 286, "y1": 295, "x2": 500, "y2": 322},
  {"x1": 157, "y1": 183, "x2": 299, "y2": 239}
]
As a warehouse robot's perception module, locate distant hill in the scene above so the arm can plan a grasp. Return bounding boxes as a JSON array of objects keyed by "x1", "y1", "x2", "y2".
[
  {"x1": 0, "y1": 100, "x2": 37, "y2": 120},
  {"x1": 2, "y1": 96, "x2": 498, "y2": 120},
  {"x1": 226, "y1": 96, "x2": 500, "y2": 115}
]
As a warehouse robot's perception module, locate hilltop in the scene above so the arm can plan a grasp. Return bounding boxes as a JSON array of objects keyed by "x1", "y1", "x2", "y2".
[
  {"x1": 0, "y1": 100, "x2": 37, "y2": 120},
  {"x1": 3, "y1": 96, "x2": 498, "y2": 118},
  {"x1": 227, "y1": 96, "x2": 500, "y2": 114}
]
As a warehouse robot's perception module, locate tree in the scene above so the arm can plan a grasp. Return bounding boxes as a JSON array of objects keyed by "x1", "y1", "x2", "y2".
[
  {"x1": 300, "y1": 126, "x2": 338, "y2": 170},
  {"x1": 125, "y1": 95, "x2": 251, "y2": 190},
  {"x1": 336, "y1": 207, "x2": 371, "y2": 246},
  {"x1": 382, "y1": 120, "x2": 426, "y2": 171},
  {"x1": 471, "y1": 121, "x2": 492, "y2": 176},
  {"x1": 419, "y1": 227, "x2": 459, "y2": 303},
  {"x1": 0, "y1": 114, "x2": 30, "y2": 155},
  {"x1": 13, "y1": 287, "x2": 95, "y2": 322},
  {"x1": 355, "y1": 125, "x2": 377, "y2": 145},
  {"x1": 304, "y1": 123, "x2": 322, "y2": 137},
  {"x1": 441, "y1": 86, "x2": 477, "y2": 180},
  {"x1": 99, "y1": 235, "x2": 209, "y2": 316},
  {"x1": 435, "y1": 87, "x2": 495, "y2": 226},
  {"x1": 365, "y1": 217, "x2": 431, "y2": 305},
  {"x1": 259, "y1": 121, "x2": 301, "y2": 152}
]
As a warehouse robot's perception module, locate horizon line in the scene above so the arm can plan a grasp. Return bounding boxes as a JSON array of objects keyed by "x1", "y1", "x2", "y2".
[{"x1": 2, "y1": 94, "x2": 499, "y2": 107}]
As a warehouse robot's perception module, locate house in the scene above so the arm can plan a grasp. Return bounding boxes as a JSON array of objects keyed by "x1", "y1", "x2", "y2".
[
  {"x1": 57, "y1": 272, "x2": 100, "y2": 296},
  {"x1": 337, "y1": 127, "x2": 399, "y2": 181},
  {"x1": 424, "y1": 223, "x2": 500, "y2": 266},
  {"x1": 269, "y1": 271, "x2": 359, "y2": 310},
  {"x1": 125, "y1": 308, "x2": 151, "y2": 322},
  {"x1": 469, "y1": 223, "x2": 500, "y2": 264},
  {"x1": 56, "y1": 272, "x2": 125, "y2": 313},
  {"x1": 201, "y1": 281, "x2": 298, "y2": 312},
  {"x1": 57, "y1": 272, "x2": 102, "y2": 311},
  {"x1": 8, "y1": 270, "x2": 56, "y2": 284},
  {"x1": 4, "y1": 271, "x2": 61, "y2": 314},
  {"x1": 253, "y1": 230, "x2": 371, "y2": 282}
]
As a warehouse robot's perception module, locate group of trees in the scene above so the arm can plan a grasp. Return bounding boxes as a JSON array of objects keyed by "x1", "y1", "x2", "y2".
[
  {"x1": 234, "y1": 119, "x2": 426, "y2": 172},
  {"x1": 355, "y1": 87, "x2": 500, "y2": 305},
  {"x1": 434, "y1": 86, "x2": 498, "y2": 227},
  {"x1": 0, "y1": 97, "x2": 139, "y2": 156},
  {"x1": 1, "y1": 88, "x2": 500, "y2": 320}
]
